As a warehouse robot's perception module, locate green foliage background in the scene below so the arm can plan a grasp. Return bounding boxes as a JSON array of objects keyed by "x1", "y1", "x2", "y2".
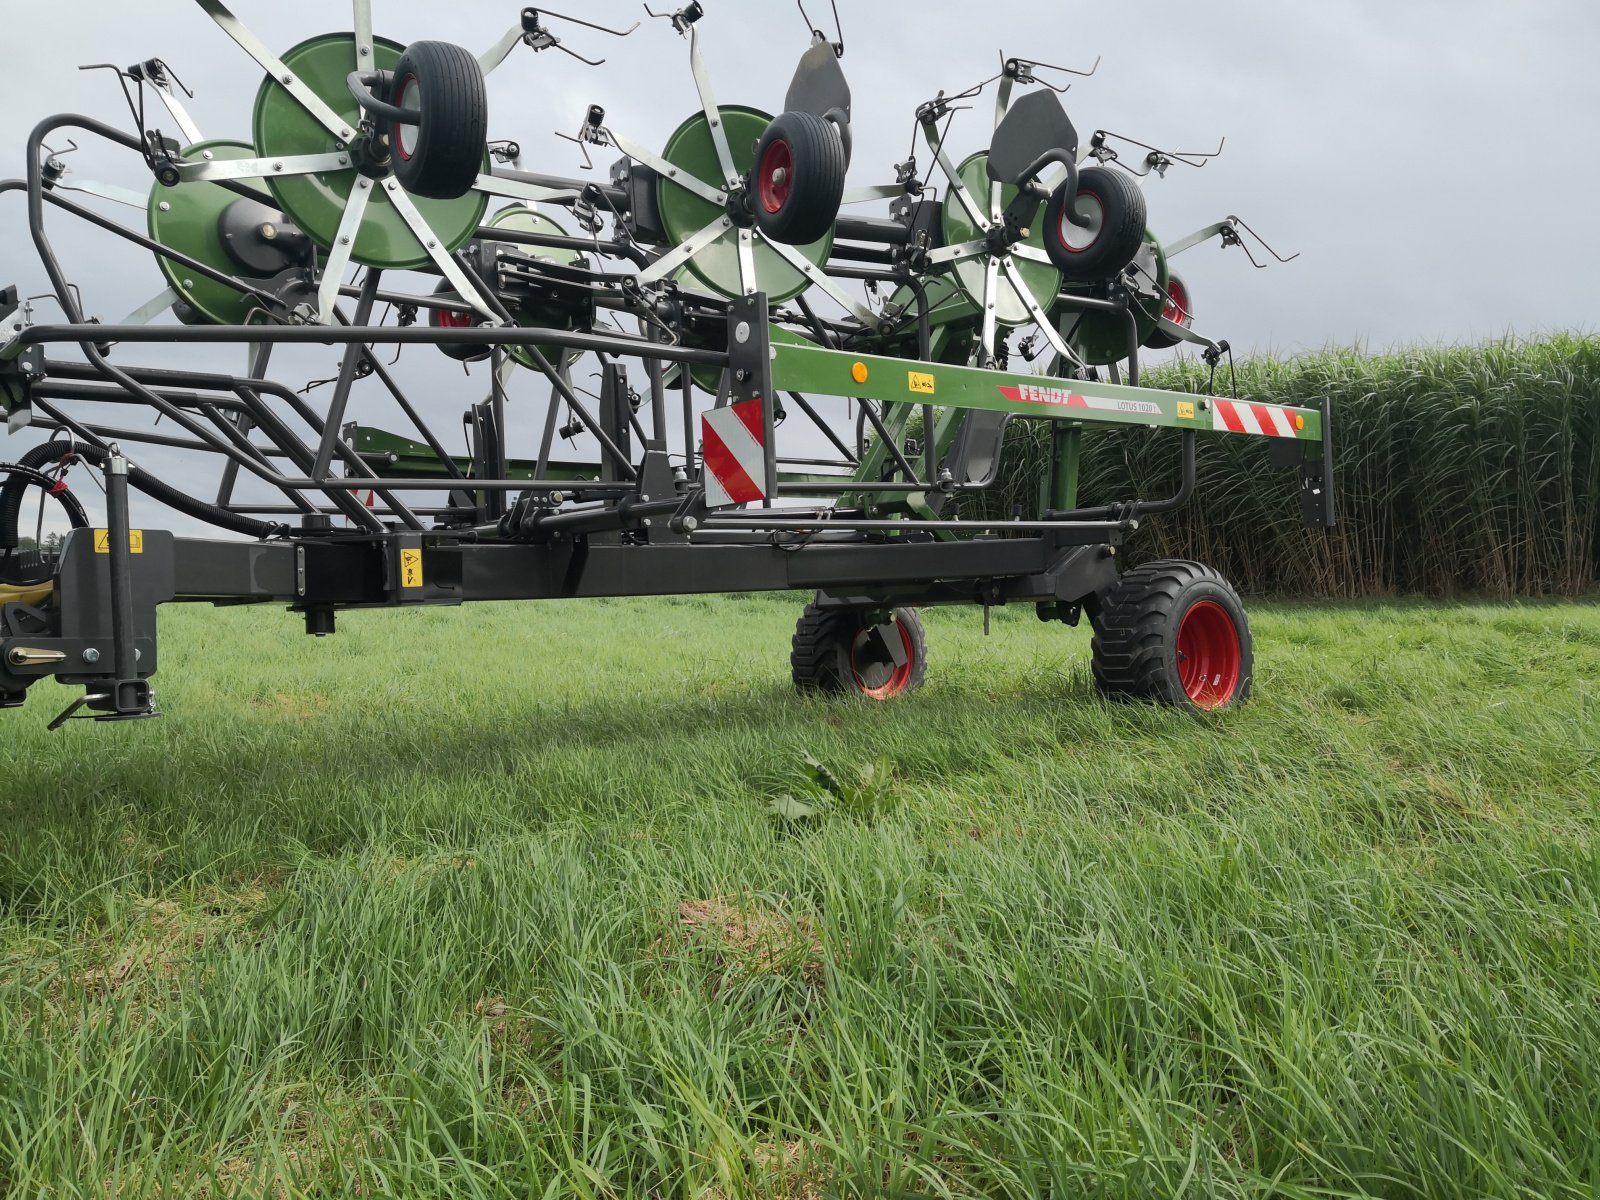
[{"x1": 965, "y1": 335, "x2": 1600, "y2": 597}]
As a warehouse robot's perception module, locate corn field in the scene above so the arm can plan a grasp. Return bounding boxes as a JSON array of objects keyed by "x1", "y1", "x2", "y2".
[{"x1": 967, "y1": 335, "x2": 1600, "y2": 597}]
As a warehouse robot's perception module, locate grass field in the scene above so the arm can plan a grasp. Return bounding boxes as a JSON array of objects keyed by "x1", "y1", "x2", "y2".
[{"x1": 3, "y1": 593, "x2": 1599, "y2": 1198}]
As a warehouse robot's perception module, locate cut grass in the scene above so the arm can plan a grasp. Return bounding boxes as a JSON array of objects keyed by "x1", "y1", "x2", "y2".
[{"x1": 2, "y1": 593, "x2": 1599, "y2": 1197}]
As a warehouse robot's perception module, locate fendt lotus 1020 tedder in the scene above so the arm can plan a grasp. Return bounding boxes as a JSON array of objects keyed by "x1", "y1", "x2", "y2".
[{"x1": 0, "y1": 1, "x2": 1331, "y2": 729}]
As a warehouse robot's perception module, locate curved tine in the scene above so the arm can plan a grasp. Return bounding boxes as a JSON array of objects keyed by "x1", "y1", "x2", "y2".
[
  {"x1": 194, "y1": 0, "x2": 356, "y2": 141},
  {"x1": 688, "y1": 28, "x2": 740, "y2": 190},
  {"x1": 1227, "y1": 215, "x2": 1300, "y2": 263},
  {"x1": 352, "y1": 0, "x2": 374, "y2": 72},
  {"x1": 380, "y1": 179, "x2": 503, "y2": 322},
  {"x1": 1000, "y1": 257, "x2": 1081, "y2": 369}
]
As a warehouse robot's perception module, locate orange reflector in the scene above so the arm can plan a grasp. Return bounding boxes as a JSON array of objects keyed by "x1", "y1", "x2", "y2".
[
  {"x1": 1294, "y1": 414, "x2": 1306, "y2": 431},
  {"x1": 851, "y1": 361, "x2": 869, "y2": 384}
]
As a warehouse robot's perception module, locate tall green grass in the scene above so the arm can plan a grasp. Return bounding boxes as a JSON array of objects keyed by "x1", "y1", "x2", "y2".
[
  {"x1": 2, "y1": 595, "x2": 1599, "y2": 1196},
  {"x1": 972, "y1": 335, "x2": 1600, "y2": 597}
]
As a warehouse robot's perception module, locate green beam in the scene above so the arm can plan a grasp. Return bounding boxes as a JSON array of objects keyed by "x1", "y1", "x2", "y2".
[{"x1": 770, "y1": 343, "x2": 1324, "y2": 442}]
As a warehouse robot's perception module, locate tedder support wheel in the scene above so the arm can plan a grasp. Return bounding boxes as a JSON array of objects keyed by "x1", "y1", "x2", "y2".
[
  {"x1": 1044, "y1": 164, "x2": 1148, "y2": 282},
  {"x1": 792, "y1": 599, "x2": 927, "y2": 700},
  {"x1": 1092, "y1": 560, "x2": 1253, "y2": 712},
  {"x1": 389, "y1": 40, "x2": 489, "y2": 200},
  {"x1": 751, "y1": 110, "x2": 847, "y2": 246},
  {"x1": 1143, "y1": 273, "x2": 1195, "y2": 350}
]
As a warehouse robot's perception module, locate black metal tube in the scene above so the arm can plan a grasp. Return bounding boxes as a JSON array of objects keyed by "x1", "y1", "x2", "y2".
[
  {"x1": 834, "y1": 215, "x2": 912, "y2": 245},
  {"x1": 784, "y1": 392, "x2": 858, "y2": 465},
  {"x1": 103, "y1": 451, "x2": 139, "y2": 686},
  {"x1": 312, "y1": 271, "x2": 382, "y2": 480},
  {"x1": 680, "y1": 363, "x2": 698, "y2": 483},
  {"x1": 703, "y1": 516, "x2": 1134, "y2": 533},
  {"x1": 858, "y1": 399, "x2": 922, "y2": 485},
  {"x1": 15, "y1": 322, "x2": 729, "y2": 365},
  {"x1": 531, "y1": 494, "x2": 681, "y2": 535},
  {"x1": 353, "y1": 346, "x2": 470, "y2": 483},
  {"x1": 1051, "y1": 291, "x2": 1129, "y2": 315},
  {"x1": 1125, "y1": 309, "x2": 1141, "y2": 387},
  {"x1": 1046, "y1": 430, "x2": 1195, "y2": 521},
  {"x1": 474, "y1": 225, "x2": 647, "y2": 268},
  {"x1": 827, "y1": 244, "x2": 897, "y2": 264},
  {"x1": 519, "y1": 345, "x2": 638, "y2": 482}
]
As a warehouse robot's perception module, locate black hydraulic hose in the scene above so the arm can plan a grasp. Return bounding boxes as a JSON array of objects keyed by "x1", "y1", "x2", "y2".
[
  {"x1": 6, "y1": 439, "x2": 284, "y2": 542},
  {"x1": 0, "y1": 442, "x2": 90, "y2": 550},
  {"x1": 0, "y1": 444, "x2": 92, "y2": 585},
  {"x1": 72, "y1": 445, "x2": 284, "y2": 540}
]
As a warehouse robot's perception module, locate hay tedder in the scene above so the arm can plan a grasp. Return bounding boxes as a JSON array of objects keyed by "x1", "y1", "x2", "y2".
[{"x1": 0, "y1": 1, "x2": 1332, "y2": 728}]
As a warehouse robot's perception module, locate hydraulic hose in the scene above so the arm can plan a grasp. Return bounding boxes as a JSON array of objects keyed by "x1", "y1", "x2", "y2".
[
  {"x1": 0, "y1": 442, "x2": 283, "y2": 567},
  {"x1": 0, "y1": 444, "x2": 90, "y2": 584}
]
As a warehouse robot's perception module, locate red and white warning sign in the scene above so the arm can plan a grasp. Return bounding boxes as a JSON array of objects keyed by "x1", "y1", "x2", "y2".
[
  {"x1": 701, "y1": 399, "x2": 768, "y2": 508},
  {"x1": 1212, "y1": 399, "x2": 1300, "y2": 439}
]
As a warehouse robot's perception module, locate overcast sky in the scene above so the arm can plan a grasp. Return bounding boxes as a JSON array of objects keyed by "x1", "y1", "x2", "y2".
[{"x1": 2, "y1": 0, "x2": 1597, "y2": 533}]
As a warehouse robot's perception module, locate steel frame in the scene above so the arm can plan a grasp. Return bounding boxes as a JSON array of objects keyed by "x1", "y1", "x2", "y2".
[{"x1": 0, "y1": 6, "x2": 1331, "y2": 725}]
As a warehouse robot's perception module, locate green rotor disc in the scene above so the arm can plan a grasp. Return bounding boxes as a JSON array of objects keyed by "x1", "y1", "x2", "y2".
[
  {"x1": 252, "y1": 34, "x2": 487, "y2": 271},
  {"x1": 484, "y1": 206, "x2": 581, "y2": 371},
  {"x1": 147, "y1": 140, "x2": 275, "y2": 326},
  {"x1": 940, "y1": 152, "x2": 1062, "y2": 327},
  {"x1": 654, "y1": 106, "x2": 833, "y2": 304},
  {"x1": 1060, "y1": 231, "x2": 1170, "y2": 366}
]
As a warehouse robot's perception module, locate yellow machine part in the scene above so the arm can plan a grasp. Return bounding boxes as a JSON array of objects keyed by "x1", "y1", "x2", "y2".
[{"x1": 0, "y1": 582, "x2": 53, "y2": 607}]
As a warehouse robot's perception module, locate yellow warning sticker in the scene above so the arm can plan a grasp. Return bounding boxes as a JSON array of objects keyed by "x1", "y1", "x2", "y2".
[
  {"x1": 93, "y1": 529, "x2": 144, "y2": 554},
  {"x1": 399, "y1": 548, "x2": 424, "y2": 590},
  {"x1": 1177, "y1": 401, "x2": 1196, "y2": 421},
  {"x1": 908, "y1": 371, "x2": 936, "y2": 395}
]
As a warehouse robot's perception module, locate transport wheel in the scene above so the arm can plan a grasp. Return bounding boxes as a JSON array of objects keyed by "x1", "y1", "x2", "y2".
[
  {"x1": 656, "y1": 105, "x2": 834, "y2": 303},
  {"x1": 751, "y1": 110, "x2": 847, "y2": 246},
  {"x1": 1142, "y1": 274, "x2": 1194, "y2": 350},
  {"x1": 1044, "y1": 165, "x2": 1148, "y2": 281},
  {"x1": 792, "y1": 599, "x2": 927, "y2": 700},
  {"x1": 1091, "y1": 560, "x2": 1252, "y2": 712},
  {"x1": 253, "y1": 34, "x2": 487, "y2": 270},
  {"x1": 429, "y1": 283, "x2": 491, "y2": 362},
  {"x1": 389, "y1": 40, "x2": 489, "y2": 200}
]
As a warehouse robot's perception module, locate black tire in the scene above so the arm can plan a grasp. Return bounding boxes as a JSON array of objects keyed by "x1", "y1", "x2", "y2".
[
  {"x1": 428, "y1": 284, "x2": 491, "y2": 362},
  {"x1": 792, "y1": 598, "x2": 927, "y2": 699},
  {"x1": 1091, "y1": 560, "x2": 1252, "y2": 712},
  {"x1": 1142, "y1": 273, "x2": 1194, "y2": 351},
  {"x1": 751, "y1": 111, "x2": 847, "y2": 246},
  {"x1": 389, "y1": 41, "x2": 488, "y2": 200},
  {"x1": 1044, "y1": 166, "x2": 1148, "y2": 282}
]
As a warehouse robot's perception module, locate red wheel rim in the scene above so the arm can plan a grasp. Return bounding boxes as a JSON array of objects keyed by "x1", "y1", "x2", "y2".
[
  {"x1": 758, "y1": 138, "x2": 794, "y2": 214},
  {"x1": 850, "y1": 621, "x2": 915, "y2": 700},
  {"x1": 1176, "y1": 600, "x2": 1241, "y2": 709},
  {"x1": 432, "y1": 307, "x2": 475, "y2": 329},
  {"x1": 1162, "y1": 278, "x2": 1191, "y2": 327},
  {"x1": 1056, "y1": 190, "x2": 1104, "y2": 254},
  {"x1": 393, "y1": 74, "x2": 419, "y2": 161}
]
